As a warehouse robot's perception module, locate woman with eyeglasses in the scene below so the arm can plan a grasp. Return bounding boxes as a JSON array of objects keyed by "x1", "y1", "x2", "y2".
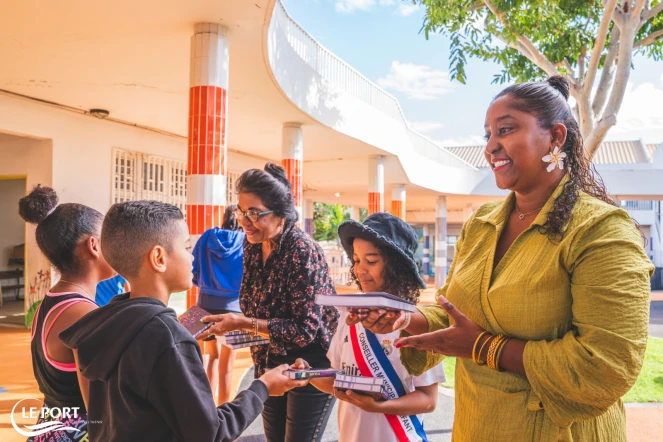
[{"x1": 201, "y1": 162, "x2": 339, "y2": 442}]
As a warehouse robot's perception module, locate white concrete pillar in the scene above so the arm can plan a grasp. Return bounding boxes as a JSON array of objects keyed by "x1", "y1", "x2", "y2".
[
  {"x1": 282, "y1": 123, "x2": 303, "y2": 224},
  {"x1": 351, "y1": 206, "x2": 361, "y2": 221},
  {"x1": 422, "y1": 224, "x2": 431, "y2": 279},
  {"x1": 435, "y1": 196, "x2": 448, "y2": 290},
  {"x1": 304, "y1": 198, "x2": 314, "y2": 236},
  {"x1": 368, "y1": 156, "x2": 384, "y2": 214},
  {"x1": 391, "y1": 185, "x2": 406, "y2": 219}
]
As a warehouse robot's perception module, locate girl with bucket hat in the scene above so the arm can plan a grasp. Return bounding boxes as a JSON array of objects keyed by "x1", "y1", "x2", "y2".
[{"x1": 294, "y1": 212, "x2": 445, "y2": 442}]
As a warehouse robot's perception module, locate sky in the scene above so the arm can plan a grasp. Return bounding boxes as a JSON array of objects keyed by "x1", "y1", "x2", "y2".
[{"x1": 281, "y1": 0, "x2": 663, "y2": 145}]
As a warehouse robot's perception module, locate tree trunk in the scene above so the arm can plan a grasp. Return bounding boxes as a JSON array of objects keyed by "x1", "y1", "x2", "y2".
[{"x1": 584, "y1": 19, "x2": 638, "y2": 159}]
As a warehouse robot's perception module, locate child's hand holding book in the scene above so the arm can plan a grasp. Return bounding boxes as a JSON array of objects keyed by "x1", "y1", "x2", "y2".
[{"x1": 260, "y1": 364, "x2": 310, "y2": 396}]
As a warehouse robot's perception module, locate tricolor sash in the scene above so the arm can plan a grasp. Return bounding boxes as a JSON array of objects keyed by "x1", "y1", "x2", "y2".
[{"x1": 349, "y1": 324, "x2": 428, "y2": 442}]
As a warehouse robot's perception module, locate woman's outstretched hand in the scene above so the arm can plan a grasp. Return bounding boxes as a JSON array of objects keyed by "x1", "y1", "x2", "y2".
[
  {"x1": 394, "y1": 295, "x2": 484, "y2": 359},
  {"x1": 198, "y1": 313, "x2": 245, "y2": 340},
  {"x1": 345, "y1": 308, "x2": 403, "y2": 334}
]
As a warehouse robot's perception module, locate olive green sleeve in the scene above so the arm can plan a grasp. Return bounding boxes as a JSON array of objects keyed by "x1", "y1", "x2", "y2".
[{"x1": 523, "y1": 211, "x2": 653, "y2": 427}]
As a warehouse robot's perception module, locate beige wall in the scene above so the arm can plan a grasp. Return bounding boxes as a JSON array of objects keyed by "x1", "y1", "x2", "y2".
[
  {"x1": 0, "y1": 179, "x2": 26, "y2": 271},
  {"x1": 0, "y1": 134, "x2": 53, "y2": 316}
]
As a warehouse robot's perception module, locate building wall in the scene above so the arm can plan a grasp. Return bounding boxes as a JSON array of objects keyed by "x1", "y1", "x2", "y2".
[
  {"x1": 0, "y1": 94, "x2": 268, "y2": 323},
  {"x1": 0, "y1": 94, "x2": 269, "y2": 213},
  {"x1": 0, "y1": 135, "x2": 53, "y2": 320},
  {"x1": 0, "y1": 179, "x2": 26, "y2": 271}
]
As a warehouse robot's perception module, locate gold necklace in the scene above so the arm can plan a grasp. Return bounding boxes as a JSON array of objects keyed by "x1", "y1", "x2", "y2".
[
  {"x1": 59, "y1": 280, "x2": 93, "y2": 298},
  {"x1": 514, "y1": 205, "x2": 544, "y2": 220}
]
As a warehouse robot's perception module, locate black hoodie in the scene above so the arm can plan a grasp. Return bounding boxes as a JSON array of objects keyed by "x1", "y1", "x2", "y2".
[{"x1": 60, "y1": 293, "x2": 268, "y2": 442}]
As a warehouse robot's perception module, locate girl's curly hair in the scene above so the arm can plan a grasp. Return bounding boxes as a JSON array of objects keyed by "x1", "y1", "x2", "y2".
[
  {"x1": 494, "y1": 75, "x2": 617, "y2": 241},
  {"x1": 348, "y1": 240, "x2": 421, "y2": 304}
]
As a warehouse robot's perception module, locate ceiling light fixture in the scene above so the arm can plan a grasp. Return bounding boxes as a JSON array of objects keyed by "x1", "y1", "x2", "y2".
[{"x1": 89, "y1": 109, "x2": 110, "y2": 119}]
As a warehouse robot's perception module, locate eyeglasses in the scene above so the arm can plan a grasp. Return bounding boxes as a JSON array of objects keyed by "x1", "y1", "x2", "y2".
[{"x1": 233, "y1": 207, "x2": 274, "y2": 223}]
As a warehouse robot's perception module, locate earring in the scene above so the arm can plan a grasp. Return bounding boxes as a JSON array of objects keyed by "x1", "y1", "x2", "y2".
[{"x1": 542, "y1": 146, "x2": 567, "y2": 172}]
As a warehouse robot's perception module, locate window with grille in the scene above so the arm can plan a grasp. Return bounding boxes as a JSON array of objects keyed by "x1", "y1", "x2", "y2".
[
  {"x1": 226, "y1": 171, "x2": 240, "y2": 206},
  {"x1": 112, "y1": 148, "x2": 239, "y2": 212},
  {"x1": 112, "y1": 148, "x2": 187, "y2": 212}
]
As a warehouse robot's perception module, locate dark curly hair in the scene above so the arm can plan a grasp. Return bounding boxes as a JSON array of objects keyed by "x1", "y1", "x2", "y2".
[
  {"x1": 494, "y1": 75, "x2": 617, "y2": 241},
  {"x1": 236, "y1": 162, "x2": 298, "y2": 225},
  {"x1": 348, "y1": 240, "x2": 421, "y2": 304},
  {"x1": 18, "y1": 185, "x2": 104, "y2": 274}
]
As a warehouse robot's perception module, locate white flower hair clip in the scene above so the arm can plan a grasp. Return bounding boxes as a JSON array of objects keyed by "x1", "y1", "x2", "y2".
[{"x1": 542, "y1": 146, "x2": 567, "y2": 172}]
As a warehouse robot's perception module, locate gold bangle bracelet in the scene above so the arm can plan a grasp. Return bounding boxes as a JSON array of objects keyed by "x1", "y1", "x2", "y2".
[
  {"x1": 477, "y1": 334, "x2": 494, "y2": 365},
  {"x1": 494, "y1": 337, "x2": 510, "y2": 371},
  {"x1": 472, "y1": 332, "x2": 490, "y2": 365},
  {"x1": 487, "y1": 335, "x2": 505, "y2": 370}
]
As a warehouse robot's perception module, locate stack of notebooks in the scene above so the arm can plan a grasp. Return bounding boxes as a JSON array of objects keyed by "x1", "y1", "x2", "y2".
[
  {"x1": 285, "y1": 368, "x2": 340, "y2": 380},
  {"x1": 224, "y1": 330, "x2": 270, "y2": 349},
  {"x1": 334, "y1": 373, "x2": 388, "y2": 400},
  {"x1": 315, "y1": 292, "x2": 416, "y2": 312}
]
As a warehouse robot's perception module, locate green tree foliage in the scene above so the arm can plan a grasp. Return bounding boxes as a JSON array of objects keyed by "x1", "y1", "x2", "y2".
[
  {"x1": 413, "y1": 0, "x2": 663, "y2": 158},
  {"x1": 313, "y1": 202, "x2": 351, "y2": 242}
]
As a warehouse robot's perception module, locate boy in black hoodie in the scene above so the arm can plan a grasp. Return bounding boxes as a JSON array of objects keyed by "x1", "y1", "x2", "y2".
[{"x1": 60, "y1": 201, "x2": 307, "y2": 442}]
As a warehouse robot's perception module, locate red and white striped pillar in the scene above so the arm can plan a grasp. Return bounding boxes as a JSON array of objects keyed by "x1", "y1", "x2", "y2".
[
  {"x1": 282, "y1": 123, "x2": 303, "y2": 224},
  {"x1": 186, "y1": 23, "x2": 229, "y2": 309},
  {"x1": 391, "y1": 185, "x2": 406, "y2": 219},
  {"x1": 368, "y1": 156, "x2": 384, "y2": 214}
]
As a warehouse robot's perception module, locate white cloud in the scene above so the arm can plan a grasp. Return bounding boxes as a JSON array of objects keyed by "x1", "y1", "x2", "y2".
[
  {"x1": 396, "y1": 4, "x2": 420, "y2": 16},
  {"x1": 335, "y1": 0, "x2": 375, "y2": 13},
  {"x1": 409, "y1": 121, "x2": 445, "y2": 133},
  {"x1": 377, "y1": 61, "x2": 455, "y2": 100},
  {"x1": 606, "y1": 81, "x2": 663, "y2": 137},
  {"x1": 335, "y1": 0, "x2": 417, "y2": 15}
]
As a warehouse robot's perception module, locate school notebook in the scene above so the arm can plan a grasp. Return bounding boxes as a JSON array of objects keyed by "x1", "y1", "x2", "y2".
[
  {"x1": 315, "y1": 292, "x2": 416, "y2": 312},
  {"x1": 178, "y1": 305, "x2": 213, "y2": 339}
]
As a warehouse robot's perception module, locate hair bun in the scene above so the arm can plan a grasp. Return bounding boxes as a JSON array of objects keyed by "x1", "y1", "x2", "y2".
[
  {"x1": 264, "y1": 162, "x2": 292, "y2": 192},
  {"x1": 546, "y1": 75, "x2": 570, "y2": 100},
  {"x1": 18, "y1": 185, "x2": 59, "y2": 224}
]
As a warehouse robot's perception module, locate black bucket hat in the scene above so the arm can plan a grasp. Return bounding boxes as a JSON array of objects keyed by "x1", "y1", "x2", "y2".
[{"x1": 338, "y1": 212, "x2": 426, "y2": 289}]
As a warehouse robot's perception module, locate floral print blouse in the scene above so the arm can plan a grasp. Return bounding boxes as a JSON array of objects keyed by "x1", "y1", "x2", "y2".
[{"x1": 240, "y1": 223, "x2": 339, "y2": 376}]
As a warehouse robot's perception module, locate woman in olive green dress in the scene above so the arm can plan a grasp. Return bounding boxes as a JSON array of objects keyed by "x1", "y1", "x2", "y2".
[{"x1": 348, "y1": 76, "x2": 653, "y2": 441}]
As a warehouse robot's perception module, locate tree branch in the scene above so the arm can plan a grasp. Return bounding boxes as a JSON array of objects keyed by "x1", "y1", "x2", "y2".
[
  {"x1": 634, "y1": 28, "x2": 663, "y2": 48},
  {"x1": 641, "y1": 2, "x2": 663, "y2": 25},
  {"x1": 578, "y1": 45, "x2": 587, "y2": 81},
  {"x1": 555, "y1": 59, "x2": 574, "y2": 77},
  {"x1": 585, "y1": 115, "x2": 617, "y2": 158},
  {"x1": 490, "y1": 28, "x2": 535, "y2": 60},
  {"x1": 482, "y1": 0, "x2": 565, "y2": 81},
  {"x1": 592, "y1": 26, "x2": 620, "y2": 117},
  {"x1": 598, "y1": 23, "x2": 638, "y2": 144},
  {"x1": 585, "y1": 0, "x2": 618, "y2": 93},
  {"x1": 633, "y1": 0, "x2": 647, "y2": 19}
]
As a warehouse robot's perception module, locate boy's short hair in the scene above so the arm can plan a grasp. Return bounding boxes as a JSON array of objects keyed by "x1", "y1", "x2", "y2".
[{"x1": 102, "y1": 200, "x2": 184, "y2": 278}]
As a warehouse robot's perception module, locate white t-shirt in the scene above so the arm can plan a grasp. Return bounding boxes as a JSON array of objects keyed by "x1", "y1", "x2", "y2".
[{"x1": 327, "y1": 310, "x2": 447, "y2": 442}]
